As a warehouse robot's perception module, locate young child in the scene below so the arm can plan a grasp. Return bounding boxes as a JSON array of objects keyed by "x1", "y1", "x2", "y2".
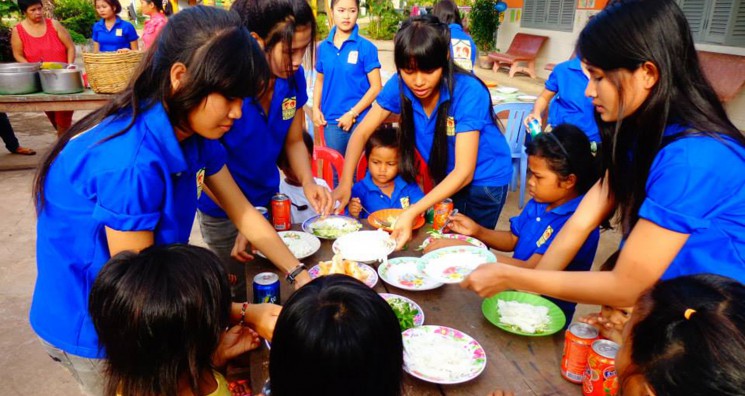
[
  {"x1": 90, "y1": 244, "x2": 280, "y2": 396},
  {"x1": 578, "y1": 251, "x2": 632, "y2": 344},
  {"x1": 433, "y1": 0, "x2": 477, "y2": 72},
  {"x1": 278, "y1": 131, "x2": 331, "y2": 224},
  {"x1": 139, "y1": 0, "x2": 171, "y2": 50},
  {"x1": 348, "y1": 125, "x2": 424, "y2": 219},
  {"x1": 312, "y1": 0, "x2": 381, "y2": 157},
  {"x1": 428, "y1": 124, "x2": 600, "y2": 321},
  {"x1": 335, "y1": 16, "x2": 512, "y2": 248},
  {"x1": 92, "y1": 0, "x2": 139, "y2": 52},
  {"x1": 267, "y1": 274, "x2": 403, "y2": 396}
]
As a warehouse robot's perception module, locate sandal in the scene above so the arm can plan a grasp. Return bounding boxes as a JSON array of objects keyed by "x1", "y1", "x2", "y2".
[{"x1": 13, "y1": 146, "x2": 36, "y2": 156}]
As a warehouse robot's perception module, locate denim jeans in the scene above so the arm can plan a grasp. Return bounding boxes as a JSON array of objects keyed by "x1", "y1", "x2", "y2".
[
  {"x1": 39, "y1": 338, "x2": 105, "y2": 396},
  {"x1": 323, "y1": 123, "x2": 356, "y2": 186},
  {"x1": 197, "y1": 211, "x2": 248, "y2": 302},
  {"x1": 452, "y1": 184, "x2": 509, "y2": 230},
  {"x1": 0, "y1": 112, "x2": 19, "y2": 152}
]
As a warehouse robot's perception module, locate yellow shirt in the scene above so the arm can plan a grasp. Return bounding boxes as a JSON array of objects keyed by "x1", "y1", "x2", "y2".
[{"x1": 116, "y1": 371, "x2": 231, "y2": 396}]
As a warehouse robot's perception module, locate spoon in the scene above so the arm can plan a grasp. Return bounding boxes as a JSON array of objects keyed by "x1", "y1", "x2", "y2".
[{"x1": 436, "y1": 209, "x2": 459, "y2": 233}]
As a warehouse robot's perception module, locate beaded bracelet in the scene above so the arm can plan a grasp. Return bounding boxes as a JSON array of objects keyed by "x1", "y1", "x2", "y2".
[{"x1": 239, "y1": 302, "x2": 249, "y2": 327}]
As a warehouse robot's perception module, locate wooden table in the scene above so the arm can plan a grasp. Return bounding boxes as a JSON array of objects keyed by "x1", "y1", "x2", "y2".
[
  {"x1": 244, "y1": 225, "x2": 580, "y2": 395},
  {"x1": 0, "y1": 90, "x2": 112, "y2": 112}
]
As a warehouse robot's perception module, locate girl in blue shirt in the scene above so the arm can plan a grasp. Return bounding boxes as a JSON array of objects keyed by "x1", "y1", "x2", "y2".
[
  {"x1": 312, "y1": 0, "x2": 382, "y2": 156},
  {"x1": 432, "y1": 0, "x2": 477, "y2": 72},
  {"x1": 92, "y1": 0, "x2": 138, "y2": 52},
  {"x1": 198, "y1": 0, "x2": 332, "y2": 299},
  {"x1": 463, "y1": 0, "x2": 745, "y2": 309},
  {"x1": 348, "y1": 125, "x2": 425, "y2": 219},
  {"x1": 335, "y1": 16, "x2": 512, "y2": 249},
  {"x1": 30, "y1": 8, "x2": 300, "y2": 393},
  {"x1": 428, "y1": 124, "x2": 600, "y2": 321}
]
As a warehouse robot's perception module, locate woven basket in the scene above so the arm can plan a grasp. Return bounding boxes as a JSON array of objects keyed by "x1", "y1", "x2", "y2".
[{"x1": 83, "y1": 51, "x2": 144, "y2": 94}]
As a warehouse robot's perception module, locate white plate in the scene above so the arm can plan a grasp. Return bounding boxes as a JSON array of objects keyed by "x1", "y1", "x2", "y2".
[
  {"x1": 419, "y1": 246, "x2": 497, "y2": 284},
  {"x1": 378, "y1": 257, "x2": 443, "y2": 291},
  {"x1": 403, "y1": 325, "x2": 487, "y2": 384},
  {"x1": 496, "y1": 86, "x2": 519, "y2": 94},
  {"x1": 419, "y1": 233, "x2": 488, "y2": 251},
  {"x1": 517, "y1": 95, "x2": 538, "y2": 102},
  {"x1": 332, "y1": 230, "x2": 396, "y2": 263},
  {"x1": 256, "y1": 231, "x2": 320, "y2": 260},
  {"x1": 308, "y1": 262, "x2": 378, "y2": 288},
  {"x1": 301, "y1": 214, "x2": 362, "y2": 240},
  {"x1": 380, "y1": 293, "x2": 425, "y2": 329},
  {"x1": 491, "y1": 94, "x2": 507, "y2": 103}
]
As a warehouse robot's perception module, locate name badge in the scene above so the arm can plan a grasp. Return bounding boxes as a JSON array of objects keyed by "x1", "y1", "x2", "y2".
[
  {"x1": 347, "y1": 51, "x2": 359, "y2": 64},
  {"x1": 536, "y1": 225, "x2": 554, "y2": 248},
  {"x1": 196, "y1": 168, "x2": 206, "y2": 199},
  {"x1": 446, "y1": 116, "x2": 456, "y2": 136},
  {"x1": 115, "y1": 28, "x2": 123, "y2": 37},
  {"x1": 400, "y1": 196, "x2": 410, "y2": 209},
  {"x1": 281, "y1": 96, "x2": 297, "y2": 121}
]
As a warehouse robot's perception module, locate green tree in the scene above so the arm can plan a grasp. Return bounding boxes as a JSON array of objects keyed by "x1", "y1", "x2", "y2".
[
  {"x1": 362, "y1": 0, "x2": 403, "y2": 40},
  {"x1": 469, "y1": 0, "x2": 499, "y2": 53}
]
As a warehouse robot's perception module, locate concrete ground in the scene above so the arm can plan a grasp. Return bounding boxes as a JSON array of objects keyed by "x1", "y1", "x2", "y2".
[{"x1": 0, "y1": 38, "x2": 620, "y2": 395}]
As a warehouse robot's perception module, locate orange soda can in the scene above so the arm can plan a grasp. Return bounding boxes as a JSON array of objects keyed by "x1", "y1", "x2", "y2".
[
  {"x1": 433, "y1": 198, "x2": 454, "y2": 231},
  {"x1": 271, "y1": 193, "x2": 291, "y2": 231},
  {"x1": 582, "y1": 339, "x2": 619, "y2": 396},
  {"x1": 561, "y1": 323, "x2": 599, "y2": 383}
]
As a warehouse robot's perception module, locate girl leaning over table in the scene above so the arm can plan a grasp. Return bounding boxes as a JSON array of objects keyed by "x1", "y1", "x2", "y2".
[
  {"x1": 333, "y1": 15, "x2": 513, "y2": 249},
  {"x1": 462, "y1": 0, "x2": 745, "y2": 309},
  {"x1": 11, "y1": 0, "x2": 76, "y2": 137},
  {"x1": 198, "y1": 0, "x2": 332, "y2": 301},
  {"x1": 30, "y1": 7, "x2": 306, "y2": 395}
]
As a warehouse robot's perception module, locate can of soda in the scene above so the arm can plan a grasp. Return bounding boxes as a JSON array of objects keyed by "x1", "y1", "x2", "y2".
[
  {"x1": 271, "y1": 193, "x2": 291, "y2": 231},
  {"x1": 527, "y1": 118, "x2": 542, "y2": 138},
  {"x1": 253, "y1": 272, "x2": 280, "y2": 304},
  {"x1": 582, "y1": 340, "x2": 619, "y2": 396},
  {"x1": 424, "y1": 207, "x2": 435, "y2": 224},
  {"x1": 561, "y1": 322, "x2": 599, "y2": 383},
  {"x1": 256, "y1": 206, "x2": 270, "y2": 220},
  {"x1": 433, "y1": 199, "x2": 454, "y2": 232}
]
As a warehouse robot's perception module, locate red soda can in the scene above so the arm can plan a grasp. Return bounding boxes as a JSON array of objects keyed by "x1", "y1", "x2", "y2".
[
  {"x1": 271, "y1": 193, "x2": 291, "y2": 231},
  {"x1": 561, "y1": 323, "x2": 599, "y2": 383},
  {"x1": 582, "y1": 339, "x2": 619, "y2": 396},
  {"x1": 433, "y1": 198, "x2": 454, "y2": 231}
]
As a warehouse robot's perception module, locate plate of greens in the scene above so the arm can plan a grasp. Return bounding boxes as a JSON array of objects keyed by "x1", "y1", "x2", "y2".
[
  {"x1": 380, "y1": 293, "x2": 424, "y2": 331},
  {"x1": 481, "y1": 291, "x2": 566, "y2": 336},
  {"x1": 302, "y1": 215, "x2": 362, "y2": 240}
]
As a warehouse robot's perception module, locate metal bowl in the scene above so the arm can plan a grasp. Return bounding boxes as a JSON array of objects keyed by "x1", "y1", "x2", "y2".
[
  {"x1": 39, "y1": 69, "x2": 84, "y2": 94},
  {"x1": 0, "y1": 64, "x2": 41, "y2": 95},
  {"x1": 0, "y1": 62, "x2": 41, "y2": 73}
]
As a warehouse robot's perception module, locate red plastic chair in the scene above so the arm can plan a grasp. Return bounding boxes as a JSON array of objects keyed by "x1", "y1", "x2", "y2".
[
  {"x1": 356, "y1": 150, "x2": 434, "y2": 193},
  {"x1": 312, "y1": 146, "x2": 344, "y2": 189}
]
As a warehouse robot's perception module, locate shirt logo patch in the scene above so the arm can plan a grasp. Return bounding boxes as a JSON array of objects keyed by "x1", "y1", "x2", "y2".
[
  {"x1": 196, "y1": 167, "x2": 206, "y2": 199},
  {"x1": 347, "y1": 50, "x2": 359, "y2": 64},
  {"x1": 115, "y1": 28, "x2": 123, "y2": 37},
  {"x1": 281, "y1": 96, "x2": 297, "y2": 121},
  {"x1": 400, "y1": 196, "x2": 410, "y2": 208},
  {"x1": 451, "y1": 39, "x2": 473, "y2": 70},
  {"x1": 446, "y1": 116, "x2": 456, "y2": 136},
  {"x1": 536, "y1": 225, "x2": 553, "y2": 248}
]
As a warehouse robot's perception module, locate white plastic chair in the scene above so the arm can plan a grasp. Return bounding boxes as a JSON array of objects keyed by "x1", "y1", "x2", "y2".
[{"x1": 494, "y1": 102, "x2": 532, "y2": 209}]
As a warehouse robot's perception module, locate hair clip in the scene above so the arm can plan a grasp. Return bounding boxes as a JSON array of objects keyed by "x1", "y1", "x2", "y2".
[{"x1": 684, "y1": 308, "x2": 696, "y2": 320}]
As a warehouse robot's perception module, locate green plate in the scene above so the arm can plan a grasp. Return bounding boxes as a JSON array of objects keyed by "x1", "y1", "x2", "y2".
[{"x1": 482, "y1": 291, "x2": 566, "y2": 336}]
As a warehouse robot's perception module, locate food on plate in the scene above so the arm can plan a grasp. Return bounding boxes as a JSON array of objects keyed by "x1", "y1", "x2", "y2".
[
  {"x1": 318, "y1": 254, "x2": 369, "y2": 282},
  {"x1": 310, "y1": 217, "x2": 362, "y2": 239},
  {"x1": 497, "y1": 299, "x2": 551, "y2": 334},
  {"x1": 281, "y1": 232, "x2": 313, "y2": 258},
  {"x1": 387, "y1": 297, "x2": 420, "y2": 331},
  {"x1": 404, "y1": 332, "x2": 478, "y2": 381}
]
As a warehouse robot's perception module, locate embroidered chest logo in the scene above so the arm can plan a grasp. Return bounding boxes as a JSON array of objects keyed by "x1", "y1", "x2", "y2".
[
  {"x1": 536, "y1": 225, "x2": 553, "y2": 248},
  {"x1": 347, "y1": 50, "x2": 359, "y2": 64},
  {"x1": 196, "y1": 167, "x2": 206, "y2": 199},
  {"x1": 400, "y1": 196, "x2": 410, "y2": 208},
  {"x1": 446, "y1": 116, "x2": 456, "y2": 136},
  {"x1": 281, "y1": 96, "x2": 297, "y2": 121}
]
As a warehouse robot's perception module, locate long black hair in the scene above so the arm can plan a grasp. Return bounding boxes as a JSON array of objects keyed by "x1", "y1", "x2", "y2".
[
  {"x1": 577, "y1": 0, "x2": 745, "y2": 235},
  {"x1": 432, "y1": 0, "x2": 462, "y2": 26},
  {"x1": 394, "y1": 15, "x2": 493, "y2": 184},
  {"x1": 89, "y1": 244, "x2": 232, "y2": 396},
  {"x1": 270, "y1": 275, "x2": 403, "y2": 396},
  {"x1": 624, "y1": 274, "x2": 745, "y2": 395},
  {"x1": 231, "y1": 0, "x2": 316, "y2": 89},
  {"x1": 526, "y1": 124, "x2": 599, "y2": 195},
  {"x1": 33, "y1": 6, "x2": 269, "y2": 213},
  {"x1": 142, "y1": 0, "x2": 173, "y2": 17}
]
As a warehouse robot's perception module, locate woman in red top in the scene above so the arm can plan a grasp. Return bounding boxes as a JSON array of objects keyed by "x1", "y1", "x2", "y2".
[
  {"x1": 11, "y1": 0, "x2": 76, "y2": 137},
  {"x1": 140, "y1": 0, "x2": 171, "y2": 50}
]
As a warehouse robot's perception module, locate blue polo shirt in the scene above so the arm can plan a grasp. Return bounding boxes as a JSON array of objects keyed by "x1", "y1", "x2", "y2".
[
  {"x1": 545, "y1": 57, "x2": 600, "y2": 142},
  {"x1": 31, "y1": 102, "x2": 226, "y2": 358},
  {"x1": 316, "y1": 25, "x2": 381, "y2": 121},
  {"x1": 637, "y1": 124, "x2": 745, "y2": 283},
  {"x1": 92, "y1": 17, "x2": 139, "y2": 52},
  {"x1": 198, "y1": 67, "x2": 308, "y2": 217},
  {"x1": 510, "y1": 196, "x2": 600, "y2": 320},
  {"x1": 351, "y1": 173, "x2": 425, "y2": 219},
  {"x1": 376, "y1": 72, "x2": 512, "y2": 187},
  {"x1": 448, "y1": 24, "x2": 477, "y2": 72}
]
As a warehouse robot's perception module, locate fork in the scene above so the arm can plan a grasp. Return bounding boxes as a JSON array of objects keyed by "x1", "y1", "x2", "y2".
[{"x1": 436, "y1": 209, "x2": 459, "y2": 233}]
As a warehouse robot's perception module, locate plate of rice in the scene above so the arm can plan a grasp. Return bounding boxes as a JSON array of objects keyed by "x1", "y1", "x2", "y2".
[
  {"x1": 402, "y1": 325, "x2": 486, "y2": 384},
  {"x1": 481, "y1": 291, "x2": 566, "y2": 336},
  {"x1": 256, "y1": 231, "x2": 320, "y2": 260}
]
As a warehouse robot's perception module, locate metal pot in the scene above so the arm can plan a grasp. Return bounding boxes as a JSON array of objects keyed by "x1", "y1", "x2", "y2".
[
  {"x1": 0, "y1": 63, "x2": 41, "y2": 95},
  {"x1": 39, "y1": 69, "x2": 84, "y2": 94}
]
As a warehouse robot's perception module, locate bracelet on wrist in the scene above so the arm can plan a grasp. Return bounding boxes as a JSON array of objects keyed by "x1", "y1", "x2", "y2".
[
  {"x1": 286, "y1": 263, "x2": 307, "y2": 284},
  {"x1": 239, "y1": 302, "x2": 249, "y2": 327},
  {"x1": 348, "y1": 109, "x2": 359, "y2": 118}
]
